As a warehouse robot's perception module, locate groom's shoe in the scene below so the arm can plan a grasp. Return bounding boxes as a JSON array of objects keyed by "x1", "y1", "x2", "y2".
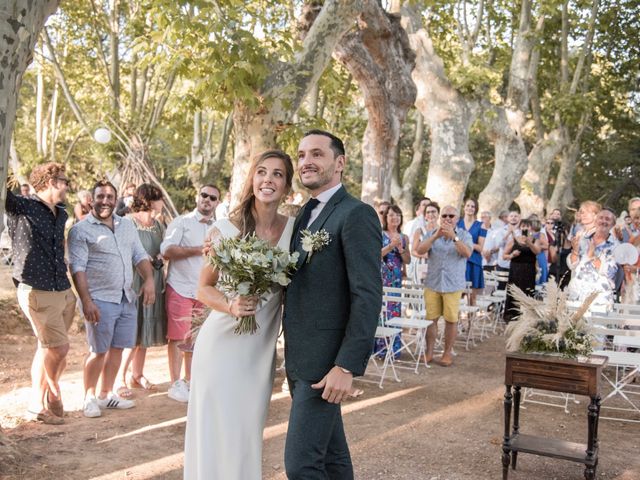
[{"x1": 168, "y1": 379, "x2": 189, "y2": 403}]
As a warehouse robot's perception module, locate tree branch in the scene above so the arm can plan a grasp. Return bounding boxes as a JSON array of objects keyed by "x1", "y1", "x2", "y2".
[{"x1": 42, "y1": 27, "x2": 91, "y2": 134}]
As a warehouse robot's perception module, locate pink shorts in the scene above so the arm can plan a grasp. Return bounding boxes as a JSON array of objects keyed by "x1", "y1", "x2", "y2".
[{"x1": 166, "y1": 284, "x2": 206, "y2": 341}]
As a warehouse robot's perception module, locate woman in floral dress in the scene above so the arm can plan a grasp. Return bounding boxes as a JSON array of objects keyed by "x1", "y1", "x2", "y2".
[{"x1": 377, "y1": 205, "x2": 411, "y2": 357}]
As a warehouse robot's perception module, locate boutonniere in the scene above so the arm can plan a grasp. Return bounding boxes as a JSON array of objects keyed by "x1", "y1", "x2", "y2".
[{"x1": 300, "y1": 229, "x2": 331, "y2": 263}]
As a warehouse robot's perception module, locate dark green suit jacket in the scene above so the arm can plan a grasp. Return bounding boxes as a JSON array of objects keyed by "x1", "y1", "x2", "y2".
[{"x1": 283, "y1": 186, "x2": 382, "y2": 381}]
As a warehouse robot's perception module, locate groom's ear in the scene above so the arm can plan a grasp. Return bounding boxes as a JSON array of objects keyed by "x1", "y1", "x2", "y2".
[{"x1": 335, "y1": 155, "x2": 345, "y2": 175}]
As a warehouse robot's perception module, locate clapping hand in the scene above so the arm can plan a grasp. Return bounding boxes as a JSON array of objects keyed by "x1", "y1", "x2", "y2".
[
  {"x1": 389, "y1": 234, "x2": 403, "y2": 252},
  {"x1": 439, "y1": 224, "x2": 456, "y2": 240}
]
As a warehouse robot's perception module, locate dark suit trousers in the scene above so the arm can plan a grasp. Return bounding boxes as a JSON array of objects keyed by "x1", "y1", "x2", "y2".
[{"x1": 284, "y1": 378, "x2": 353, "y2": 480}]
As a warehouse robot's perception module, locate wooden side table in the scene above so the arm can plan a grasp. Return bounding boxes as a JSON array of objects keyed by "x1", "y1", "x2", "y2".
[{"x1": 502, "y1": 352, "x2": 608, "y2": 480}]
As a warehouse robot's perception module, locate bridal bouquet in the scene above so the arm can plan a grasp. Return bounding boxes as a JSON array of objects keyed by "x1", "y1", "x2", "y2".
[{"x1": 207, "y1": 234, "x2": 299, "y2": 334}]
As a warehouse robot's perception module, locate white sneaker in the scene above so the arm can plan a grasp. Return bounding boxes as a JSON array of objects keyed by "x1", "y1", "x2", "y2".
[
  {"x1": 168, "y1": 379, "x2": 190, "y2": 403},
  {"x1": 97, "y1": 392, "x2": 135, "y2": 410},
  {"x1": 83, "y1": 396, "x2": 102, "y2": 418}
]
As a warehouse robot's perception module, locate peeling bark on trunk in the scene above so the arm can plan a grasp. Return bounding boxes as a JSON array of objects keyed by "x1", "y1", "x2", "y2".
[
  {"x1": 514, "y1": 127, "x2": 565, "y2": 217},
  {"x1": 229, "y1": 0, "x2": 363, "y2": 206},
  {"x1": 401, "y1": 4, "x2": 477, "y2": 209},
  {"x1": 478, "y1": 0, "x2": 536, "y2": 216},
  {"x1": 391, "y1": 111, "x2": 425, "y2": 216},
  {"x1": 333, "y1": 0, "x2": 416, "y2": 205},
  {"x1": 1, "y1": 0, "x2": 60, "y2": 223},
  {"x1": 548, "y1": 113, "x2": 590, "y2": 211}
]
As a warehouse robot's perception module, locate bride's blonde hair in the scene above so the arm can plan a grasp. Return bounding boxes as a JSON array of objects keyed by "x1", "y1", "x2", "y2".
[{"x1": 229, "y1": 150, "x2": 294, "y2": 236}]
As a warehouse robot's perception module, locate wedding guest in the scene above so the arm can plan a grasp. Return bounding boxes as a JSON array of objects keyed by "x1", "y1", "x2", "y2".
[
  {"x1": 569, "y1": 200, "x2": 601, "y2": 241},
  {"x1": 115, "y1": 182, "x2": 136, "y2": 217},
  {"x1": 5, "y1": 163, "x2": 76, "y2": 425},
  {"x1": 375, "y1": 200, "x2": 391, "y2": 226},
  {"x1": 403, "y1": 197, "x2": 431, "y2": 283},
  {"x1": 457, "y1": 198, "x2": 486, "y2": 304},
  {"x1": 567, "y1": 208, "x2": 619, "y2": 310},
  {"x1": 530, "y1": 218, "x2": 549, "y2": 284},
  {"x1": 117, "y1": 184, "x2": 167, "y2": 396},
  {"x1": 503, "y1": 218, "x2": 541, "y2": 322},
  {"x1": 482, "y1": 211, "x2": 508, "y2": 272},
  {"x1": 483, "y1": 210, "x2": 521, "y2": 288},
  {"x1": 480, "y1": 210, "x2": 492, "y2": 231},
  {"x1": 377, "y1": 205, "x2": 411, "y2": 357},
  {"x1": 160, "y1": 184, "x2": 219, "y2": 403},
  {"x1": 617, "y1": 198, "x2": 640, "y2": 244},
  {"x1": 414, "y1": 205, "x2": 472, "y2": 366},
  {"x1": 19, "y1": 183, "x2": 31, "y2": 197},
  {"x1": 73, "y1": 190, "x2": 92, "y2": 223},
  {"x1": 215, "y1": 191, "x2": 231, "y2": 220},
  {"x1": 411, "y1": 202, "x2": 440, "y2": 284},
  {"x1": 402, "y1": 197, "x2": 431, "y2": 238},
  {"x1": 68, "y1": 181, "x2": 155, "y2": 418}
]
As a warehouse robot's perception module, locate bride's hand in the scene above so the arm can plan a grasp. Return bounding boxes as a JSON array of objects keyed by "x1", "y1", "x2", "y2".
[{"x1": 228, "y1": 295, "x2": 258, "y2": 317}]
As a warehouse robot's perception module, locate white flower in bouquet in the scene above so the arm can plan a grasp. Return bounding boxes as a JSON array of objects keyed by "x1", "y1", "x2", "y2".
[
  {"x1": 207, "y1": 234, "x2": 299, "y2": 334},
  {"x1": 300, "y1": 229, "x2": 331, "y2": 263}
]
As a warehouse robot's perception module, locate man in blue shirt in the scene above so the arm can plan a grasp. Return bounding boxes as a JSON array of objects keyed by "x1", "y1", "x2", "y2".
[
  {"x1": 69, "y1": 181, "x2": 155, "y2": 418},
  {"x1": 414, "y1": 205, "x2": 472, "y2": 367}
]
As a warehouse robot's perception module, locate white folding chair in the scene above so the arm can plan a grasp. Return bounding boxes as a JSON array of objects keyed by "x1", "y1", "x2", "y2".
[
  {"x1": 366, "y1": 326, "x2": 403, "y2": 388},
  {"x1": 382, "y1": 287, "x2": 433, "y2": 372},
  {"x1": 590, "y1": 314, "x2": 640, "y2": 422}
]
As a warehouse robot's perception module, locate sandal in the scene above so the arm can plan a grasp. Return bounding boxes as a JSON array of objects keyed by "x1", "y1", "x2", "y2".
[
  {"x1": 29, "y1": 409, "x2": 64, "y2": 425},
  {"x1": 116, "y1": 386, "x2": 134, "y2": 398},
  {"x1": 46, "y1": 389, "x2": 64, "y2": 417},
  {"x1": 437, "y1": 356, "x2": 453, "y2": 367},
  {"x1": 128, "y1": 375, "x2": 157, "y2": 391}
]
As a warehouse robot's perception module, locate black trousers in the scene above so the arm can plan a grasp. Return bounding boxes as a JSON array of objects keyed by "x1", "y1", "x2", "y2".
[{"x1": 284, "y1": 377, "x2": 353, "y2": 480}]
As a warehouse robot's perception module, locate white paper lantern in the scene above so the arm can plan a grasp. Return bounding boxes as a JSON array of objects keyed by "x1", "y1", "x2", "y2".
[{"x1": 94, "y1": 128, "x2": 112, "y2": 144}]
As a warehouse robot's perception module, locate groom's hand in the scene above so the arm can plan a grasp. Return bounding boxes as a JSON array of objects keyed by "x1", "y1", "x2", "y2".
[{"x1": 311, "y1": 366, "x2": 353, "y2": 404}]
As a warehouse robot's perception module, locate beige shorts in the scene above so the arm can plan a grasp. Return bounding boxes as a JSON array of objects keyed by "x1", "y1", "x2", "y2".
[
  {"x1": 424, "y1": 288, "x2": 463, "y2": 323},
  {"x1": 17, "y1": 284, "x2": 76, "y2": 348}
]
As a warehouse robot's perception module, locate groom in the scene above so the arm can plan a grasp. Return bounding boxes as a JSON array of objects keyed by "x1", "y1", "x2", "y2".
[{"x1": 284, "y1": 130, "x2": 382, "y2": 479}]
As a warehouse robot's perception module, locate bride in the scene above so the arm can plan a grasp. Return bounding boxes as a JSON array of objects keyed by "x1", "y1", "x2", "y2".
[{"x1": 183, "y1": 150, "x2": 295, "y2": 479}]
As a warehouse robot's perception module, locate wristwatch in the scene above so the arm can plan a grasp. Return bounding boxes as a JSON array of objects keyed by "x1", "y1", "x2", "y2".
[
  {"x1": 338, "y1": 367, "x2": 351, "y2": 374},
  {"x1": 453, "y1": 236, "x2": 460, "y2": 242}
]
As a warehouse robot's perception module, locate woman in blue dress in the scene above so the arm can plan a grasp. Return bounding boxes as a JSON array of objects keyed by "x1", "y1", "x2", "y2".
[{"x1": 457, "y1": 199, "x2": 487, "y2": 304}]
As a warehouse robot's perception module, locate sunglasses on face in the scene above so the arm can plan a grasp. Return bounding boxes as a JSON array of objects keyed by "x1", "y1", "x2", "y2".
[
  {"x1": 200, "y1": 192, "x2": 218, "y2": 201},
  {"x1": 426, "y1": 210, "x2": 438, "y2": 214},
  {"x1": 441, "y1": 214, "x2": 456, "y2": 219},
  {"x1": 56, "y1": 177, "x2": 69, "y2": 186}
]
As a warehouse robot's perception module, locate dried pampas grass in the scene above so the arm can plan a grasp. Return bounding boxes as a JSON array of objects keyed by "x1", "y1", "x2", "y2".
[{"x1": 504, "y1": 284, "x2": 597, "y2": 358}]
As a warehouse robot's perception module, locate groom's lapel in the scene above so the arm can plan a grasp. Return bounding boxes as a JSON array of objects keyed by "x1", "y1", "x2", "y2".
[{"x1": 295, "y1": 186, "x2": 346, "y2": 269}]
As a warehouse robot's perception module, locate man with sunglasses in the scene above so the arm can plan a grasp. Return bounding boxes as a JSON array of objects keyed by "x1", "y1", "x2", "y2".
[
  {"x1": 160, "y1": 184, "x2": 219, "y2": 403},
  {"x1": 5, "y1": 162, "x2": 76, "y2": 425},
  {"x1": 414, "y1": 205, "x2": 472, "y2": 367}
]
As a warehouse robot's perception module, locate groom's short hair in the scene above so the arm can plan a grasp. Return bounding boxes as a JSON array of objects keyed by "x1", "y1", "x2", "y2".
[{"x1": 303, "y1": 129, "x2": 345, "y2": 158}]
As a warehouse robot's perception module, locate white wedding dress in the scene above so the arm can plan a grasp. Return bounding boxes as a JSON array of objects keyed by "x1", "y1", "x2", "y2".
[{"x1": 183, "y1": 217, "x2": 295, "y2": 480}]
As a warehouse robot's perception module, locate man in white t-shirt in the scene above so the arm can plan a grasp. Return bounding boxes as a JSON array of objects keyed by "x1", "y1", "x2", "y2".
[{"x1": 160, "y1": 184, "x2": 219, "y2": 402}]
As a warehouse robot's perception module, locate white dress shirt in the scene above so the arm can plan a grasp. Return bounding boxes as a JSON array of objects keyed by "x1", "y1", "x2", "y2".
[
  {"x1": 160, "y1": 209, "x2": 213, "y2": 299},
  {"x1": 305, "y1": 183, "x2": 343, "y2": 228}
]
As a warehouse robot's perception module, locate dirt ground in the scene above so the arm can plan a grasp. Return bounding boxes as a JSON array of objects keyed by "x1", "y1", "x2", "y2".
[{"x1": 1, "y1": 264, "x2": 640, "y2": 480}]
